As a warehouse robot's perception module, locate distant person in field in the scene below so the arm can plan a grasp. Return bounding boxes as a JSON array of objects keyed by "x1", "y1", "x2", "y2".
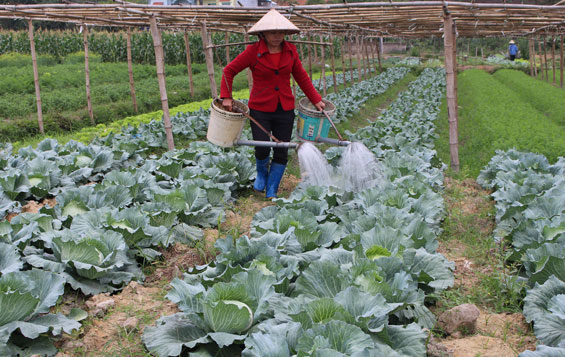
[{"x1": 508, "y1": 40, "x2": 518, "y2": 61}]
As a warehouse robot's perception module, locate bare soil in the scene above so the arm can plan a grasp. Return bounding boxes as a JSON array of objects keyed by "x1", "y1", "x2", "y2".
[{"x1": 434, "y1": 177, "x2": 537, "y2": 356}]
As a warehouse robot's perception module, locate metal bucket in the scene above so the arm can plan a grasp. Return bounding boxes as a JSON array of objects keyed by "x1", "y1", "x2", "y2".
[
  {"x1": 207, "y1": 99, "x2": 249, "y2": 147},
  {"x1": 296, "y1": 98, "x2": 336, "y2": 142}
]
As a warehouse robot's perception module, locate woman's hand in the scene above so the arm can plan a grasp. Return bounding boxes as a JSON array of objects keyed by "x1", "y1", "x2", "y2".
[
  {"x1": 222, "y1": 98, "x2": 233, "y2": 112},
  {"x1": 314, "y1": 101, "x2": 326, "y2": 112}
]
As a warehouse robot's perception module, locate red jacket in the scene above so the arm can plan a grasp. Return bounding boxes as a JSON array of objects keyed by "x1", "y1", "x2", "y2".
[{"x1": 220, "y1": 39, "x2": 322, "y2": 112}]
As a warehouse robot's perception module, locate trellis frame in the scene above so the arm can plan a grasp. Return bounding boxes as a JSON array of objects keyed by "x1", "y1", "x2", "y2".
[{"x1": 3, "y1": 2, "x2": 565, "y2": 169}]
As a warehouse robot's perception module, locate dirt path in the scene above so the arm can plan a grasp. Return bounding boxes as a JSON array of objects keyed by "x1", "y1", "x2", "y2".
[{"x1": 432, "y1": 178, "x2": 537, "y2": 356}]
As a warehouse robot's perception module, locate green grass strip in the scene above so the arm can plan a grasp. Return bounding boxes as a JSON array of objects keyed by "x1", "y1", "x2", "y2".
[
  {"x1": 435, "y1": 69, "x2": 565, "y2": 178},
  {"x1": 493, "y1": 69, "x2": 565, "y2": 127},
  {"x1": 14, "y1": 88, "x2": 251, "y2": 149}
]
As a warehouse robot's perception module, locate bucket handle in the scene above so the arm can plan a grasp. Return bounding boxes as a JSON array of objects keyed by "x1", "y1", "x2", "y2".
[
  {"x1": 231, "y1": 106, "x2": 282, "y2": 143},
  {"x1": 321, "y1": 109, "x2": 344, "y2": 142}
]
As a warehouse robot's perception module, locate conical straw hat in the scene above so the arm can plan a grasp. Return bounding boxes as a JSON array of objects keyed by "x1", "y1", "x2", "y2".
[
  {"x1": 509, "y1": 40, "x2": 515, "y2": 44},
  {"x1": 247, "y1": 9, "x2": 300, "y2": 35}
]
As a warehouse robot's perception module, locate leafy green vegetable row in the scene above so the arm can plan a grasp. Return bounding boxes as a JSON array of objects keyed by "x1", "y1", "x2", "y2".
[
  {"x1": 0, "y1": 69, "x2": 410, "y2": 355},
  {"x1": 142, "y1": 68, "x2": 453, "y2": 356},
  {"x1": 478, "y1": 150, "x2": 565, "y2": 355}
]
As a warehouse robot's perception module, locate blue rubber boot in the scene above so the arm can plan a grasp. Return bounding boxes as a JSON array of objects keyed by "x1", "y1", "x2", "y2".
[
  {"x1": 266, "y1": 162, "x2": 286, "y2": 199},
  {"x1": 253, "y1": 157, "x2": 270, "y2": 192}
]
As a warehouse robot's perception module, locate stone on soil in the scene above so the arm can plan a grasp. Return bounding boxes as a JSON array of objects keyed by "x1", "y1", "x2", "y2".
[{"x1": 438, "y1": 304, "x2": 480, "y2": 335}]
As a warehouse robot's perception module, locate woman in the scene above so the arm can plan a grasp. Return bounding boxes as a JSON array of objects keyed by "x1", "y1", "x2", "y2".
[{"x1": 220, "y1": 9, "x2": 325, "y2": 199}]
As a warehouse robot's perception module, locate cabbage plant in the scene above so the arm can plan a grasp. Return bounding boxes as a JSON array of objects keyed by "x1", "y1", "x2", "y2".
[
  {"x1": 24, "y1": 228, "x2": 142, "y2": 295},
  {"x1": 143, "y1": 269, "x2": 276, "y2": 356},
  {"x1": 0, "y1": 270, "x2": 80, "y2": 355}
]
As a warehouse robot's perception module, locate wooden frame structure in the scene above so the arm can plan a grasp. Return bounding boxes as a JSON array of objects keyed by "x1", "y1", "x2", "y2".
[{"x1": 2, "y1": 2, "x2": 565, "y2": 169}]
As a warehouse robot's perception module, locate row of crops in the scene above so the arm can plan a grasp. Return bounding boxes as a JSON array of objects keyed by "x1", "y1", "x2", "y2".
[
  {"x1": 0, "y1": 67, "x2": 411, "y2": 355},
  {"x1": 478, "y1": 150, "x2": 565, "y2": 356},
  {"x1": 142, "y1": 67, "x2": 452, "y2": 355},
  {"x1": 0, "y1": 31, "x2": 342, "y2": 66}
]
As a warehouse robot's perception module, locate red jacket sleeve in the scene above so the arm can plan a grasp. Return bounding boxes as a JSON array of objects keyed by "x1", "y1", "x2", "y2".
[
  {"x1": 292, "y1": 50, "x2": 322, "y2": 105},
  {"x1": 220, "y1": 44, "x2": 255, "y2": 99}
]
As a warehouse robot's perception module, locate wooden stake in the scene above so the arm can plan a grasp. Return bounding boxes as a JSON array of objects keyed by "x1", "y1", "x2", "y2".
[
  {"x1": 339, "y1": 36, "x2": 347, "y2": 89},
  {"x1": 532, "y1": 36, "x2": 538, "y2": 78},
  {"x1": 543, "y1": 38, "x2": 549, "y2": 82},
  {"x1": 225, "y1": 31, "x2": 230, "y2": 64},
  {"x1": 307, "y1": 34, "x2": 313, "y2": 83},
  {"x1": 126, "y1": 28, "x2": 138, "y2": 112},
  {"x1": 27, "y1": 19, "x2": 44, "y2": 135},
  {"x1": 377, "y1": 37, "x2": 382, "y2": 73},
  {"x1": 444, "y1": 15, "x2": 459, "y2": 172},
  {"x1": 356, "y1": 35, "x2": 363, "y2": 82},
  {"x1": 538, "y1": 38, "x2": 543, "y2": 80},
  {"x1": 320, "y1": 35, "x2": 327, "y2": 97},
  {"x1": 183, "y1": 30, "x2": 194, "y2": 98},
  {"x1": 244, "y1": 29, "x2": 253, "y2": 91},
  {"x1": 149, "y1": 16, "x2": 175, "y2": 151},
  {"x1": 313, "y1": 34, "x2": 318, "y2": 64},
  {"x1": 83, "y1": 25, "x2": 94, "y2": 125},
  {"x1": 369, "y1": 38, "x2": 377, "y2": 76},
  {"x1": 363, "y1": 37, "x2": 370, "y2": 78},
  {"x1": 552, "y1": 37, "x2": 556, "y2": 85},
  {"x1": 559, "y1": 35, "x2": 563, "y2": 89},
  {"x1": 348, "y1": 36, "x2": 354, "y2": 83},
  {"x1": 329, "y1": 33, "x2": 337, "y2": 94},
  {"x1": 201, "y1": 20, "x2": 217, "y2": 99},
  {"x1": 528, "y1": 37, "x2": 534, "y2": 77}
]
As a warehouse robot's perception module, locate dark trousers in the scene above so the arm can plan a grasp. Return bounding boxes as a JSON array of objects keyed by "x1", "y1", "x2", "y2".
[
  {"x1": 510, "y1": 54, "x2": 516, "y2": 61},
  {"x1": 250, "y1": 104, "x2": 295, "y2": 165}
]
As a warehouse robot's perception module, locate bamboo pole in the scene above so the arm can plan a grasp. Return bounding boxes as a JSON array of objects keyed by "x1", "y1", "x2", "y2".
[
  {"x1": 126, "y1": 28, "x2": 138, "y2": 112},
  {"x1": 543, "y1": 37, "x2": 549, "y2": 82},
  {"x1": 559, "y1": 35, "x2": 563, "y2": 89},
  {"x1": 538, "y1": 38, "x2": 543, "y2": 80},
  {"x1": 307, "y1": 33, "x2": 313, "y2": 83},
  {"x1": 369, "y1": 37, "x2": 377, "y2": 76},
  {"x1": 330, "y1": 33, "x2": 337, "y2": 94},
  {"x1": 313, "y1": 34, "x2": 318, "y2": 64},
  {"x1": 149, "y1": 16, "x2": 175, "y2": 151},
  {"x1": 552, "y1": 36, "x2": 556, "y2": 85},
  {"x1": 244, "y1": 29, "x2": 253, "y2": 91},
  {"x1": 340, "y1": 36, "x2": 347, "y2": 88},
  {"x1": 225, "y1": 31, "x2": 230, "y2": 64},
  {"x1": 27, "y1": 19, "x2": 44, "y2": 135},
  {"x1": 201, "y1": 20, "x2": 218, "y2": 99},
  {"x1": 356, "y1": 34, "x2": 363, "y2": 82},
  {"x1": 444, "y1": 15, "x2": 459, "y2": 172},
  {"x1": 528, "y1": 37, "x2": 534, "y2": 77},
  {"x1": 348, "y1": 36, "x2": 354, "y2": 83},
  {"x1": 533, "y1": 36, "x2": 538, "y2": 78},
  {"x1": 377, "y1": 36, "x2": 382, "y2": 73},
  {"x1": 183, "y1": 30, "x2": 194, "y2": 98},
  {"x1": 83, "y1": 25, "x2": 94, "y2": 125},
  {"x1": 363, "y1": 37, "x2": 370, "y2": 78},
  {"x1": 320, "y1": 35, "x2": 327, "y2": 97}
]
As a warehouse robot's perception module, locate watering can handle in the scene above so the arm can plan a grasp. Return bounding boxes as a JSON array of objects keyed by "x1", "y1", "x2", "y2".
[
  {"x1": 232, "y1": 106, "x2": 282, "y2": 143},
  {"x1": 321, "y1": 110, "x2": 344, "y2": 142}
]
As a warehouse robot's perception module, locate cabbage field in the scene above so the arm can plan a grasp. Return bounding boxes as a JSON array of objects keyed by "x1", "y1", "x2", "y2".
[{"x1": 1, "y1": 62, "x2": 564, "y2": 356}]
